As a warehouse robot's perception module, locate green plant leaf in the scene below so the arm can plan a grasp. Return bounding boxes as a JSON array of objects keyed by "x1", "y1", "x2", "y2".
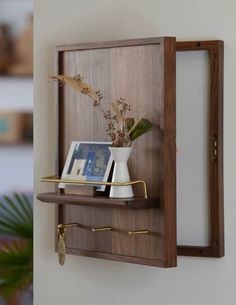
[
  {"x1": 0, "y1": 194, "x2": 33, "y2": 300},
  {"x1": 0, "y1": 240, "x2": 33, "y2": 300},
  {"x1": 22, "y1": 194, "x2": 33, "y2": 221},
  {"x1": 0, "y1": 201, "x2": 24, "y2": 225},
  {"x1": 125, "y1": 117, "x2": 135, "y2": 131},
  {"x1": 13, "y1": 193, "x2": 33, "y2": 223},
  {"x1": 0, "y1": 194, "x2": 33, "y2": 239},
  {"x1": 129, "y1": 118, "x2": 153, "y2": 142},
  {"x1": 3, "y1": 195, "x2": 29, "y2": 223}
]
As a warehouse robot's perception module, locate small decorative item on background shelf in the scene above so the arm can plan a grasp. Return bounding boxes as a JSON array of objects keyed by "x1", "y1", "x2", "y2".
[
  {"x1": 0, "y1": 24, "x2": 11, "y2": 73},
  {"x1": 8, "y1": 15, "x2": 33, "y2": 76},
  {"x1": 49, "y1": 74, "x2": 153, "y2": 198},
  {"x1": 0, "y1": 112, "x2": 23, "y2": 143},
  {"x1": 0, "y1": 15, "x2": 33, "y2": 76},
  {"x1": 0, "y1": 112, "x2": 33, "y2": 144}
]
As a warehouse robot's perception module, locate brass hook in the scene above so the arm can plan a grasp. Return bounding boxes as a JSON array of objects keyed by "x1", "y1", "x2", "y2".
[
  {"x1": 91, "y1": 227, "x2": 112, "y2": 232},
  {"x1": 57, "y1": 223, "x2": 80, "y2": 266},
  {"x1": 128, "y1": 230, "x2": 149, "y2": 235},
  {"x1": 58, "y1": 223, "x2": 79, "y2": 232}
]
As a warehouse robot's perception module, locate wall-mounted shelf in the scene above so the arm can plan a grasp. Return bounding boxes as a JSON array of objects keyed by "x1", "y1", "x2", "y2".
[
  {"x1": 37, "y1": 36, "x2": 176, "y2": 268},
  {"x1": 37, "y1": 192, "x2": 159, "y2": 210},
  {"x1": 37, "y1": 37, "x2": 224, "y2": 267},
  {"x1": 0, "y1": 140, "x2": 32, "y2": 146}
]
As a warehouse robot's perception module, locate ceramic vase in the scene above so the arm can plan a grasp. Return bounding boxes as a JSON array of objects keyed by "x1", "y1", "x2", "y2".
[{"x1": 109, "y1": 147, "x2": 134, "y2": 198}]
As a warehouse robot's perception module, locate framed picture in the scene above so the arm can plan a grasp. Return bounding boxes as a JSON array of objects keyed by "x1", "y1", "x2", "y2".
[{"x1": 60, "y1": 141, "x2": 113, "y2": 191}]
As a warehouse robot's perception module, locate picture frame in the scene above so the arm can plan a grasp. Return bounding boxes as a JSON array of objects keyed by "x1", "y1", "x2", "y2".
[{"x1": 60, "y1": 141, "x2": 113, "y2": 191}]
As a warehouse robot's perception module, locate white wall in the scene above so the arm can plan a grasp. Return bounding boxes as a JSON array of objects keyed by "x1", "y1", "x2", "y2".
[
  {"x1": 0, "y1": 78, "x2": 33, "y2": 111},
  {"x1": 34, "y1": 1, "x2": 235, "y2": 304}
]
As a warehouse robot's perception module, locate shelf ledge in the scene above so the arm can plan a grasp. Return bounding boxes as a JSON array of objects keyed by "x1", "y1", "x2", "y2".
[{"x1": 37, "y1": 192, "x2": 159, "y2": 210}]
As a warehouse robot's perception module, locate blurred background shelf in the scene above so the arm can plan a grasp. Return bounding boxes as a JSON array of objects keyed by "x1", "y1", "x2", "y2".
[
  {"x1": 0, "y1": 1, "x2": 33, "y2": 304},
  {"x1": 0, "y1": 140, "x2": 33, "y2": 146},
  {"x1": 0, "y1": 0, "x2": 33, "y2": 196},
  {"x1": 0, "y1": 111, "x2": 33, "y2": 144}
]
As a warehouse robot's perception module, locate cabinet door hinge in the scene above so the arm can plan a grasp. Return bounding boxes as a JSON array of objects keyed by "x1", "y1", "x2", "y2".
[{"x1": 213, "y1": 135, "x2": 218, "y2": 159}]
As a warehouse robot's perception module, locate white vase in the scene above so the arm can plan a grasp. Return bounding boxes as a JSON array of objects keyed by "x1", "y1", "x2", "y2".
[{"x1": 109, "y1": 147, "x2": 134, "y2": 198}]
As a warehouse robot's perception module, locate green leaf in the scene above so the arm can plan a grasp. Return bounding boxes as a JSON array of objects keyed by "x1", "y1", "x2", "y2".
[
  {"x1": 125, "y1": 117, "x2": 135, "y2": 131},
  {"x1": 0, "y1": 240, "x2": 33, "y2": 300},
  {"x1": 22, "y1": 194, "x2": 33, "y2": 221},
  {"x1": 0, "y1": 194, "x2": 33, "y2": 300},
  {"x1": 3, "y1": 195, "x2": 29, "y2": 223},
  {"x1": 0, "y1": 194, "x2": 33, "y2": 239},
  {"x1": 13, "y1": 193, "x2": 33, "y2": 223},
  {"x1": 129, "y1": 118, "x2": 153, "y2": 142}
]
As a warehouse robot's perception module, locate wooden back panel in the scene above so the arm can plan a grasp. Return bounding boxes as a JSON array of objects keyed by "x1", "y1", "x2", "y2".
[{"x1": 56, "y1": 37, "x2": 176, "y2": 267}]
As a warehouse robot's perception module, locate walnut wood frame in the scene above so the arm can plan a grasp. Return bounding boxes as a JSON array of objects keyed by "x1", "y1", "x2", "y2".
[
  {"x1": 53, "y1": 37, "x2": 177, "y2": 267},
  {"x1": 176, "y1": 40, "x2": 224, "y2": 257}
]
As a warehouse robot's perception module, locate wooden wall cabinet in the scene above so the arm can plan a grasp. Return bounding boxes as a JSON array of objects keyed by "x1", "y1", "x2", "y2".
[{"x1": 37, "y1": 37, "x2": 224, "y2": 268}]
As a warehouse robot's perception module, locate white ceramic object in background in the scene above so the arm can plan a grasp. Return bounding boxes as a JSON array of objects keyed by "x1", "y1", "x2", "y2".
[{"x1": 109, "y1": 147, "x2": 134, "y2": 198}]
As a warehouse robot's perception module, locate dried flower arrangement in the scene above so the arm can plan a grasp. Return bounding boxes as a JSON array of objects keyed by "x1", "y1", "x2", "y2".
[{"x1": 49, "y1": 74, "x2": 153, "y2": 147}]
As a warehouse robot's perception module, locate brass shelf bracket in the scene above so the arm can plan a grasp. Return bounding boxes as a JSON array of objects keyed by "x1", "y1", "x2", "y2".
[{"x1": 40, "y1": 175, "x2": 148, "y2": 199}]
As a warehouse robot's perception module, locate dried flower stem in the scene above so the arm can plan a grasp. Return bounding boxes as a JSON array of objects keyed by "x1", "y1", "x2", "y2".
[{"x1": 49, "y1": 74, "x2": 152, "y2": 147}]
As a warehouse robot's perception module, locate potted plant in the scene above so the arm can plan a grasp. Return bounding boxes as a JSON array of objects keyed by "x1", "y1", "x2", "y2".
[
  {"x1": 0, "y1": 193, "x2": 33, "y2": 304},
  {"x1": 49, "y1": 74, "x2": 153, "y2": 198}
]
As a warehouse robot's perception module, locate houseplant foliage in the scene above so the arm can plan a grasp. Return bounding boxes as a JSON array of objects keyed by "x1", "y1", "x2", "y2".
[
  {"x1": 49, "y1": 74, "x2": 153, "y2": 147},
  {"x1": 0, "y1": 193, "x2": 33, "y2": 301}
]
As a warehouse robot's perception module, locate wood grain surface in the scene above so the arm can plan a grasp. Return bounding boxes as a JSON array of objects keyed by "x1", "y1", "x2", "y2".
[{"x1": 54, "y1": 37, "x2": 177, "y2": 267}]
